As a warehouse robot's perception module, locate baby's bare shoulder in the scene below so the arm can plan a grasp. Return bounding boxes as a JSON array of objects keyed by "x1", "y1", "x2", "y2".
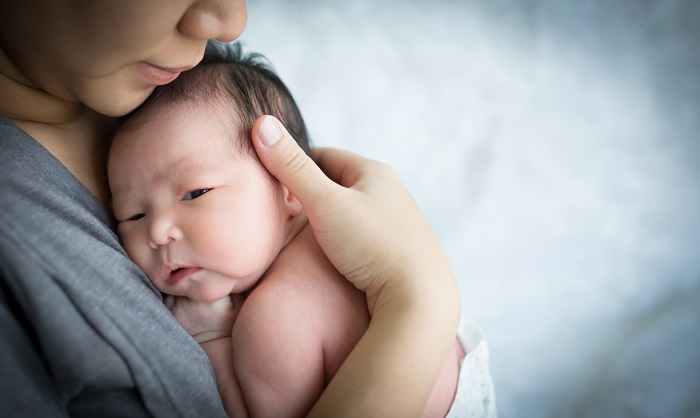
[{"x1": 233, "y1": 267, "x2": 324, "y2": 338}]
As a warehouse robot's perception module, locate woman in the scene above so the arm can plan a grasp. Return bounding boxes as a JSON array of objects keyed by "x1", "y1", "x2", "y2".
[{"x1": 0, "y1": 0, "x2": 461, "y2": 416}]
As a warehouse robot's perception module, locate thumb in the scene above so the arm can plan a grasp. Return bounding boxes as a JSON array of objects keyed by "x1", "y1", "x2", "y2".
[{"x1": 252, "y1": 115, "x2": 333, "y2": 208}]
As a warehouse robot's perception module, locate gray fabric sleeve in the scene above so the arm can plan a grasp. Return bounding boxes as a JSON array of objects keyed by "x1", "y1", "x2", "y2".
[{"x1": 0, "y1": 280, "x2": 67, "y2": 418}]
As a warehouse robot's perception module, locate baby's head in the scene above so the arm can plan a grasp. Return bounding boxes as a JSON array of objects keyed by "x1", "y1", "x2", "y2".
[
  {"x1": 118, "y1": 41, "x2": 312, "y2": 160},
  {"x1": 108, "y1": 42, "x2": 309, "y2": 302}
]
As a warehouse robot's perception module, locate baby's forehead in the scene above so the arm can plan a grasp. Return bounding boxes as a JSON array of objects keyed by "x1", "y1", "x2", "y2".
[
  {"x1": 111, "y1": 120, "x2": 213, "y2": 181},
  {"x1": 119, "y1": 95, "x2": 243, "y2": 145}
]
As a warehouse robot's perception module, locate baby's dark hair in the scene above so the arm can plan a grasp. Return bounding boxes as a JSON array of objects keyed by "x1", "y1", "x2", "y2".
[{"x1": 122, "y1": 41, "x2": 312, "y2": 158}]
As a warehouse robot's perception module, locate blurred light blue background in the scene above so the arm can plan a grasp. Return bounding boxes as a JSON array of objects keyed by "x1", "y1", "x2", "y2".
[{"x1": 240, "y1": 1, "x2": 700, "y2": 416}]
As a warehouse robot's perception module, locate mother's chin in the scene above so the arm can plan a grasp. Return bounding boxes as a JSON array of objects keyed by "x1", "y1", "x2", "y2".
[{"x1": 77, "y1": 76, "x2": 158, "y2": 118}]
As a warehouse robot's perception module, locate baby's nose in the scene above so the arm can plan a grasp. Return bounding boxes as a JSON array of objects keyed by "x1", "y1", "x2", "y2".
[{"x1": 148, "y1": 215, "x2": 182, "y2": 249}]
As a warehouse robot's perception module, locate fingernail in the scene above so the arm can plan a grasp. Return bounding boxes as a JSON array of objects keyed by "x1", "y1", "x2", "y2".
[{"x1": 258, "y1": 116, "x2": 282, "y2": 147}]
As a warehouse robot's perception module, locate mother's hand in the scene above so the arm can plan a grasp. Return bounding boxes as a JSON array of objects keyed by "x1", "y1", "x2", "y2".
[{"x1": 251, "y1": 115, "x2": 461, "y2": 417}]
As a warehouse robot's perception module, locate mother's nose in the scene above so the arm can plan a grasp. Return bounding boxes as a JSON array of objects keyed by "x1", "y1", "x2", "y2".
[{"x1": 178, "y1": 0, "x2": 248, "y2": 43}]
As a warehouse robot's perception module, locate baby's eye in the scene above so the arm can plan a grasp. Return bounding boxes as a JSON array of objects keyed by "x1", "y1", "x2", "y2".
[
  {"x1": 120, "y1": 213, "x2": 144, "y2": 222},
  {"x1": 182, "y1": 189, "x2": 211, "y2": 200}
]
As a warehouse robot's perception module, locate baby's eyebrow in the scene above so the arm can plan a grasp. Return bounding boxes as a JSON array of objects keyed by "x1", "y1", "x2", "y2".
[{"x1": 156, "y1": 156, "x2": 219, "y2": 181}]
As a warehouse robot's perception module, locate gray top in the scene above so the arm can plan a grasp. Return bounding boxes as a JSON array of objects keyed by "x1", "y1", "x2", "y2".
[{"x1": 0, "y1": 114, "x2": 227, "y2": 417}]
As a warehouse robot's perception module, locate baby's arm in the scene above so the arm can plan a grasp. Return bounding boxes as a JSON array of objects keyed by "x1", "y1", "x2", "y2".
[
  {"x1": 200, "y1": 337, "x2": 249, "y2": 418},
  {"x1": 166, "y1": 294, "x2": 249, "y2": 417},
  {"x1": 232, "y1": 285, "x2": 326, "y2": 417}
]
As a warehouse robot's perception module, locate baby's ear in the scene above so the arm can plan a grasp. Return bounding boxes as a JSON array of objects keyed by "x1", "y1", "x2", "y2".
[{"x1": 282, "y1": 185, "x2": 303, "y2": 217}]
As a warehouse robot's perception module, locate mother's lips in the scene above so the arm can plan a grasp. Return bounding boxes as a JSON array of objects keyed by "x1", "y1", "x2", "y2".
[{"x1": 138, "y1": 62, "x2": 194, "y2": 86}]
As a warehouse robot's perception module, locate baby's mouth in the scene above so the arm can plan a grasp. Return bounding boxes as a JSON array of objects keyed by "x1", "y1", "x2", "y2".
[{"x1": 164, "y1": 266, "x2": 202, "y2": 286}]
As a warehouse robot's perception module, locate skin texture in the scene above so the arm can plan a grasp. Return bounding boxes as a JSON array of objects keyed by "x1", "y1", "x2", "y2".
[
  {"x1": 109, "y1": 101, "x2": 304, "y2": 303},
  {"x1": 0, "y1": 0, "x2": 246, "y2": 118},
  {"x1": 0, "y1": 0, "x2": 462, "y2": 415}
]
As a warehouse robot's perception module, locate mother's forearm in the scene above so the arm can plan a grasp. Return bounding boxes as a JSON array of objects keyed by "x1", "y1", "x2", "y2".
[{"x1": 308, "y1": 269, "x2": 461, "y2": 417}]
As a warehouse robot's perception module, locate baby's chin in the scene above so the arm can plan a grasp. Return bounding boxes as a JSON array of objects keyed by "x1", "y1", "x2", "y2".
[{"x1": 185, "y1": 282, "x2": 237, "y2": 304}]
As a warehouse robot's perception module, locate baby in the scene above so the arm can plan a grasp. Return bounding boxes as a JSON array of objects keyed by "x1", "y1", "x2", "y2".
[{"x1": 108, "y1": 42, "x2": 465, "y2": 417}]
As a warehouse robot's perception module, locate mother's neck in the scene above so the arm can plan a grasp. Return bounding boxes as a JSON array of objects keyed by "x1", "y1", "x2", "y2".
[
  {"x1": 0, "y1": 48, "x2": 83, "y2": 124},
  {"x1": 0, "y1": 48, "x2": 117, "y2": 206}
]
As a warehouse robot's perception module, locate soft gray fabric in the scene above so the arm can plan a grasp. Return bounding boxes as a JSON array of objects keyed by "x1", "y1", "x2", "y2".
[{"x1": 0, "y1": 114, "x2": 227, "y2": 417}]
